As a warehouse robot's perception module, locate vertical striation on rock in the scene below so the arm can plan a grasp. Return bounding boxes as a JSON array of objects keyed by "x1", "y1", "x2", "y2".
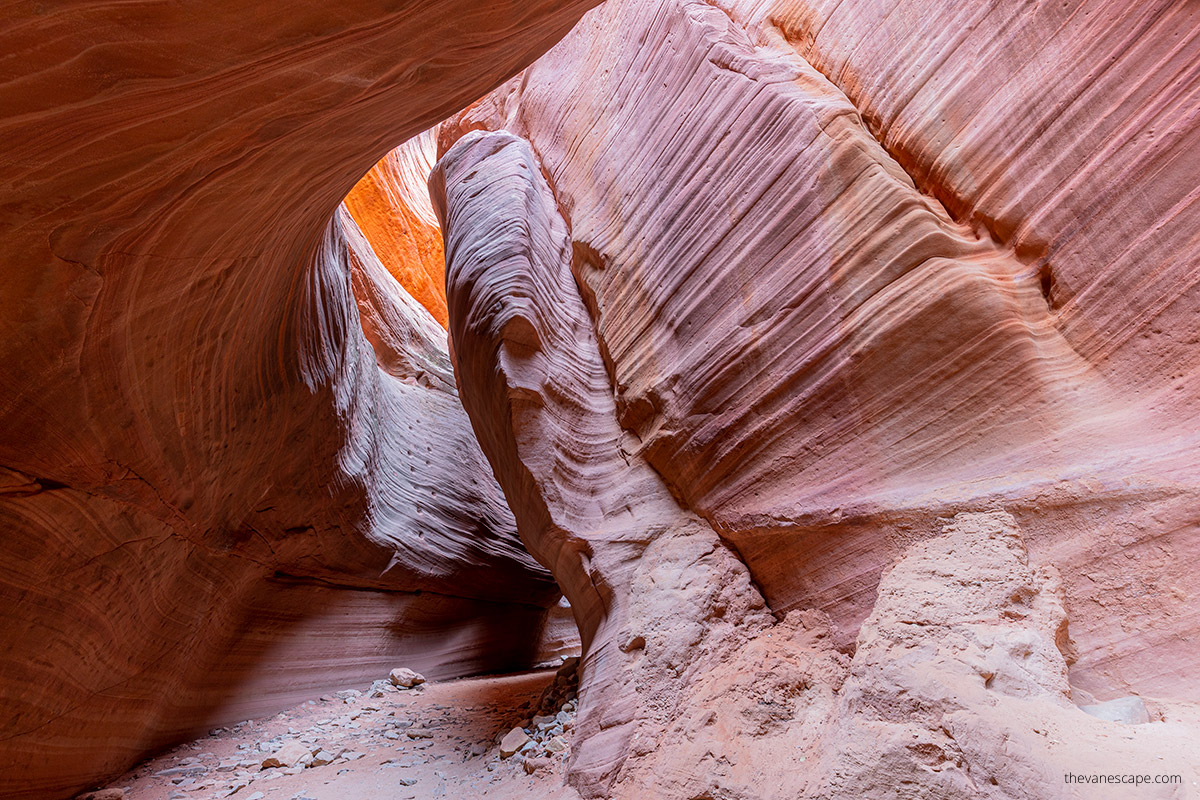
[
  {"x1": 748, "y1": 0, "x2": 1200, "y2": 413},
  {"x1": 435, "y1": 130, "x2": 782, "y2": 796},
  {"x1": 439, "y1": 0, "x2": 1200, "y2": 706},
  {"x1": 3, "y1": 0, "x2": 1199, "y2": 796},
  {"x1": 434, "y1": 130, "x2": 1200, "y2": 800}
]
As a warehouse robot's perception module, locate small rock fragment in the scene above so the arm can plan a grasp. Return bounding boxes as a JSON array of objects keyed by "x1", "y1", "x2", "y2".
[
  {"x1": 74, "y1": 790, "x2": 126, "y2": 800},
  {"x1": 545, "y1": 735, "x2": 569, "y2": 754},
  {"x1": 523, "y1": 756, "x2": 552, "y2": 774},
  {"x1": 260, "y1": 740, "x2": 311, "y2": 769},
  {"x1": 222, "y1": 780, "x2": 248, "y2": 796},
  {"x1": 499, "y1": 727, "x2": 530, "y2": 758},
  {"x1": 389, "y1": 668, "x2": 426, "y2": 688}
]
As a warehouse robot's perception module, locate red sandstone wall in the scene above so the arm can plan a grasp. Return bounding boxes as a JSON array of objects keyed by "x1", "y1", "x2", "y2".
[{"x1": 0, "y1": 2, "x2": 597, "y2": 798}]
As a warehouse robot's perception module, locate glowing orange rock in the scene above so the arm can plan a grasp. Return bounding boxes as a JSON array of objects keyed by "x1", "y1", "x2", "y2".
[{"x1": 344, "y1": 130, "x2": 449, "y2": 328}]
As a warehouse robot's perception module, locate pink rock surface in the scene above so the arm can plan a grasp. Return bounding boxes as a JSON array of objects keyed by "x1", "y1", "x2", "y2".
[
  {"x1": 2, "y1": 0, "x2": 1198, "y2": 797},
  {"x1": 435, "y1": 129, "x2": 782, "y2": 798},
  {"x1": 441, "y1": 0, "x2": 1200, "y2": 705},
  {"x1": 814, "y1": 512, "x2": 1199, "y2": 800},
  {"x1": 432, "y1": 0, "x2": 1200, "y2": 795},
  {"x1": 434, "y1": 129, "x2": 1200, "y2": 799},
  {"x1": 0, "y1": 2, "x2": 596, "y2": 798}
]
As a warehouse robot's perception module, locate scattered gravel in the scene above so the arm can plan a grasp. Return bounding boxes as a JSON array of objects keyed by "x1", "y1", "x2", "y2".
[{"x1": 87, "y1": 661, "x2": 582, "y2": 800}]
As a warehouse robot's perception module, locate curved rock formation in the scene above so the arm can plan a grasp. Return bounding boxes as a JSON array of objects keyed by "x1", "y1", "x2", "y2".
[
  {"x1": 441, "y1": 0, "x2": 1200, "y2": 700},
  {"x1": 432, "y1": 0, "x2": 1200, "y2": 795},
  {"x1": 0, "y1": 2, "x2": 596, "y2": 798},
  {"x1": 434, "y1": 129, "x2": 1200, "y2": 800},
  {"x1": 4, "y1": 0, "x2": 1198, "y2": 797},
  {"x1": 435, "y1": 130, "x2": 782, "y2": 794}
]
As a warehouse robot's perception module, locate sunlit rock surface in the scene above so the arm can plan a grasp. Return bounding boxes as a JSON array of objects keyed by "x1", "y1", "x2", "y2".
[
  {"x1": 344, "y1": 129, "x2": 449, "y2": 328},
  {"x1": 0, "y1": 2, "x2": 597, "y2": 798}
]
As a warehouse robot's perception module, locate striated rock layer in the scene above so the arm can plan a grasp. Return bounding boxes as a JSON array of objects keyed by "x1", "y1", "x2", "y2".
[
  {"x1": 436, "y1": 130, "x2": 781, "y2": 793},
  {"x1": 436, "y1": 131, "x2": 1200, "y2": 800},
  {"x1": 0, "y1": 2, "x2": 596, "y2": 798},
  {"x1": 442, "y1": 0, "x2": 1200, "y2": 697},
  {"x1": 434, "y1": 0, "x2": 1200, "y2": 795}
]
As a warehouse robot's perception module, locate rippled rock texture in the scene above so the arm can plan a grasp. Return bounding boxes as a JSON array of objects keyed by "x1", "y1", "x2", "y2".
[
  {"x1": 5, "y1": 0, "x2": 1200, "y2": 797},
  {"x1": 435, "y1": 0, "x2": 1200, "y2": 796},
  {"x1": 0, "y1": 2, "x2": 597, "y2": 798}
]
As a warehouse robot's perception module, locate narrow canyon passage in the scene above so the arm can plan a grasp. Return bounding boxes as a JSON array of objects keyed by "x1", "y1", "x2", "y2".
[{"x1": 3, "y1": 1, "x2": 1200, "y2": 799}]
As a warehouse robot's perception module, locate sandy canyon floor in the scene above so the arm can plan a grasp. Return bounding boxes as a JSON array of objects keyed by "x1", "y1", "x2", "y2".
[{"x1": 93, "y1": 668, "x2": 581, "y2": 800}]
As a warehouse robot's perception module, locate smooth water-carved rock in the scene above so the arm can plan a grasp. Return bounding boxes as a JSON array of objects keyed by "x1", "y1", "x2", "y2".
[
  {"x1": 340, "y1": 208, "x2": 455, "y2": 389},
  {"x1": 435, "y1": 130, "x2": 798, "y2": 796},
  {"x1": 441, "y1": 0, "x2": 1200, "y2": 704},
  {"x1": 0, "y1": 2, "x2": 597, "y2": 798},
  {"x1": 433, "y1": 0, "x2": 1200, "y2": 794},
  {"x1": 3, "y1": 0, "x2": 1197, "y2": 796}
]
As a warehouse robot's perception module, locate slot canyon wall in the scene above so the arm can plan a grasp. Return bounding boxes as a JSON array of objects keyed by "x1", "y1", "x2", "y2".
[
  {"x1": 2, "y1": 0, "x2": 1199, "y2": 799},
  {"x1": 0, "y1": 2, "x2": 597, "y2": 799},
  {"x1": 431, "y1": 0, "x2": 1200, "y2": 796}
]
